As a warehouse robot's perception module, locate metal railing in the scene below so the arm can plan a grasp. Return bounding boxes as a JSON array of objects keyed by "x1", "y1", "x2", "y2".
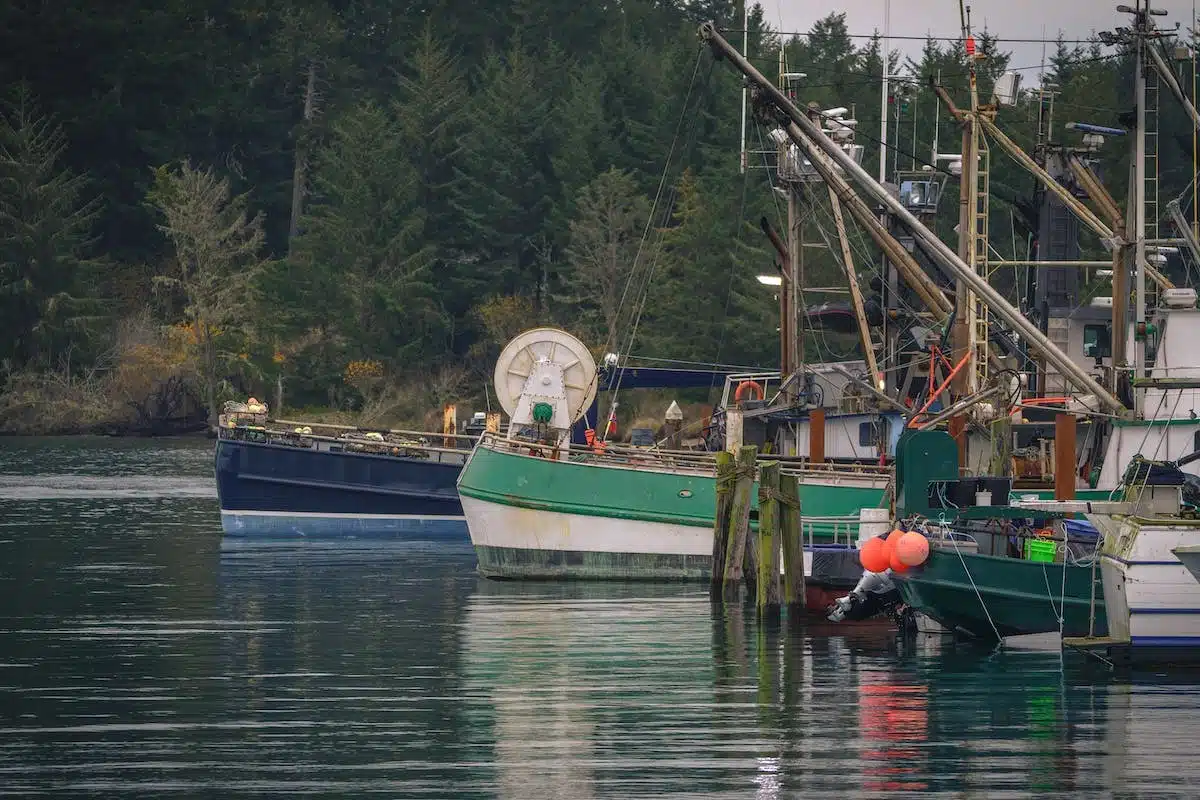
[
  {"x1": 477, "y1": 432, "x2": 891, "y2": 481},
  {"x1": 219, "y1": 420, "x2": 473, "y2": 464}
]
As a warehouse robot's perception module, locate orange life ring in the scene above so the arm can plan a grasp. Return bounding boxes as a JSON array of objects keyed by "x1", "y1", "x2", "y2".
[{"x1": 734, "y1": 380, "x2": 764, "y2": 403}]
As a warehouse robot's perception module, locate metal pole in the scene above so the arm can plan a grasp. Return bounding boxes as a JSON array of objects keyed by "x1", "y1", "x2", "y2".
[
  {"x1": 786, "y1": 122, "x2": 951, "y2": 317},
  {"x1": 697, "y1": 22, "x2": 1127, "y2": 414},
  {"x1": 739, "y1": 0, "x2": 748, "y2": 173},
  {"x1": 879, "y1": 0, "x2": 890, "y2": 184},
  {"x1": 787, "y1": 188, "x2": 800, "y2": 403},
  {"x1": 1135, "y1": 20, "x2": 1148, "y2": 417}
]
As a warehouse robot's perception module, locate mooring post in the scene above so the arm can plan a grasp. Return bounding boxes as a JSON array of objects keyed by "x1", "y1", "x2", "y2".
[
  {"x1": 779, "y1": 472, "x2": 805, "y2": 610},
  {"x1": 710, "y1": 450, "x2": 735, "y2": 598},
  {"x1": 757, "y1": 461, "x2": 783, "y2": 612},
  {"x1": 723, "y1": 444, "x2": 758, "y2": 598}
]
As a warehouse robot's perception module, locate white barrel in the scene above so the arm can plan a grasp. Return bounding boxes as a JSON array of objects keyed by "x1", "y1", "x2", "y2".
[
  {"x1": 975, "y1": 490, "x2": 993, "y2": 507},
  {"x1": 858, "y1": 507, "x2": 891, "y2": 547}
]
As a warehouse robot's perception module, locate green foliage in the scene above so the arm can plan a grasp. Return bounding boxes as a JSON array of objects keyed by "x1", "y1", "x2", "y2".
[
  {"x1": 556, "y1": 168, "x2": 651, "y2": 344},
  {"x1": 0, "y1": 86, "x2": 101, "y2": 373},
  {"x1": 148, "y1": 160, "x2": 270, "y2": 422},
  {"x1": 1, "y1": 2, "x2": 1192, "y2": 422},
  {"x1": 286, "y1": 102, "x2": 449, "y2": 372}
]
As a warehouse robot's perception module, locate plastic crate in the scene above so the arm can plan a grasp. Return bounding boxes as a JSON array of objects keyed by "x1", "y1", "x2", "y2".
[{"x1": 1024, "y1": 538, "x2": 1058, "y2": 563}]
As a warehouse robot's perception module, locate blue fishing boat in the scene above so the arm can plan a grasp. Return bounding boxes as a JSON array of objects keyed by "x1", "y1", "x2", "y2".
[{"x1": 215, "y1": 417, "x2": 472, "y2": 539}]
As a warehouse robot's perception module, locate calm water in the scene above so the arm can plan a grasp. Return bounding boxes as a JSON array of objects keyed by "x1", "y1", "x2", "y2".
[{"x1": 2, "y1": 438, "x2": 1200, "y2": 797}]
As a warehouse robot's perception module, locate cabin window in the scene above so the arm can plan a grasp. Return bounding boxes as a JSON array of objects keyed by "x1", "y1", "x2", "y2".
[
  {"x1": 1083, "y1": 324, "x2": 1111, "y2": 359},
  {"x1": 1194, "y1": 430, "x2": 1200, "y2": 453},
  {"x1": 859, "y1": 418, "x2": 890, "y2": 448},
  {"x1": 900, "y1": 180, "x2": 939, "y2": 211}
]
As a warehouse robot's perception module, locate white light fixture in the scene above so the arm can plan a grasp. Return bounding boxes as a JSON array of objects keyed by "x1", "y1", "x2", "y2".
[{"x1": 757, "y1": 275, "x2": 783, "y2": 286}]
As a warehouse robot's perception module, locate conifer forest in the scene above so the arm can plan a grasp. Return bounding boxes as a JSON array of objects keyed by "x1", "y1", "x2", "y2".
[{"x1": 1, "y1": 1, "x2": 1196, "y2": 433}]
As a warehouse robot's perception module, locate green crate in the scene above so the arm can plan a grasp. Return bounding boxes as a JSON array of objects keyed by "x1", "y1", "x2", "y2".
[{"x1": 1024, "y1": 538, "x2": 1057, "y2": 563}]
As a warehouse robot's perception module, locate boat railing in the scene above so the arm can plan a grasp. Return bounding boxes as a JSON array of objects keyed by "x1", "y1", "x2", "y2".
[
  {"x1": 267, "y1": 417, "x2": 483, "y2": 445},
  {"x1": 220, "y1": 422, "x2": 474, "y2": 463},
  {"x1": 802, "y1": 515, "x2": 863, "y2": 548},
  {"x1": 476, "y1": 431, "x2": 892, "y2": 479}
]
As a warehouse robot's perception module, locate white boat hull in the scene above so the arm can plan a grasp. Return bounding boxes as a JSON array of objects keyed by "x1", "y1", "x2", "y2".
[
  {"x1": 462, "y1": 495, "x2": 816, "y2": 580},
  {"x1": 1095, "y1": 514, "x2": 1200, "y2": 652}
]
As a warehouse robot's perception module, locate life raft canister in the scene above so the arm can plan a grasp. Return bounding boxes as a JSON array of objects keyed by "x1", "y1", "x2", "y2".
[{"x1": 734, "y1": 380, "x2": 764, "y2": 404}]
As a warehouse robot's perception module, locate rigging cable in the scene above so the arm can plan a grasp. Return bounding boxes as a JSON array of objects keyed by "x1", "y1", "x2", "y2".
[{"x1": 603, "y1": 47, "x2": 715, "y2": 442}]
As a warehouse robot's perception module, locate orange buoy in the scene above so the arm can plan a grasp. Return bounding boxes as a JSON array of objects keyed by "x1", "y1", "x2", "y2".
[
  {"x1": 889, "y1": 545, "x2": 910, "y2": 573},
  {"x1": 859, "y1": 536, "x2": 890, "y2": 573},
  {"x1": 895, "y1": 531, "x2": 931, "y2": 567},
  {"x1": 734, "y1": 380, "x2": 764, "y2": 403}
]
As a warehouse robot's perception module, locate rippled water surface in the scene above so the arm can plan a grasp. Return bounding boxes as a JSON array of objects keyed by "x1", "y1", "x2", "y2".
[{"x1": 3, "y1": 436, "x2": 1200, "y2": 797}]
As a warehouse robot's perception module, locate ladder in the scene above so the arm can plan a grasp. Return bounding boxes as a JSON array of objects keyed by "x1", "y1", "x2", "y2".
[
  {"x1": 1144, "y1": 57, "x2": 1161, "y2": 243},
  {"x1": 1144, "y1": 52, "x2": 1162, "y2": 308},
  {"x1": 971, "y1": 131, "x2": 992, "y2": 394}
]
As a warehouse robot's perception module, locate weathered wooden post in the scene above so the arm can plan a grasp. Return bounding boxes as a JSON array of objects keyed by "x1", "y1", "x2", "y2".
[
  {"x1": 779, "y1": 471, "x2": 806, "y2": 611},
  {"x1": 723, "y1": 444, "x2": 758, "y2": 598},
  {"x1": 757, "y1": 461, "x2": 783, "y2": 612},
  {"x1": 710, "y1": 450, "x2": 735, "y2": 598}
]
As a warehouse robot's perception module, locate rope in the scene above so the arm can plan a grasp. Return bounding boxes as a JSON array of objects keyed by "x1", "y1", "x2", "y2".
[
  {"x1": 758, "y1": 486, "x2": 800, "y2": 508},
  {"x1": 942, "y1": 512, "x2": 1004, "y2": 642},
  {"x1": 717, "y1": 463, "x2": 757, "y2": 491}
]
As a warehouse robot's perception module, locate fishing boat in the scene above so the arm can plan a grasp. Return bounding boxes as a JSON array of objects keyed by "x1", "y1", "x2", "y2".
[
  {"x1": 459, "y1": 17, "x2": 1185, "y2": 609},
  {"x1": 215, "y1": 405, "x2": 475, "y2": 539}
]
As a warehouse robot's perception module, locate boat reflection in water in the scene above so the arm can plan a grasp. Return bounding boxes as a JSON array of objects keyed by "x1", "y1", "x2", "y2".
[{"x1": 207, "y1": 542, "x2": 1200, "y2": 797}]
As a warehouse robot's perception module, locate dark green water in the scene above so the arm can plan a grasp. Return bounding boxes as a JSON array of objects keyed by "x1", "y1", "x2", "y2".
[{"x1": 2, "y1": 437, "x2": 1199, "y2": 797}]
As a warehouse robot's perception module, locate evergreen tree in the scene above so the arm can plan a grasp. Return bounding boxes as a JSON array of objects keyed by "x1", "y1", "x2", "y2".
[
  {"x1": 287, "y1": 102, "x2": 449, "y2": 376},
  {"x1": 452, "y1": 40, "x2": 554, "y2": 300},
  {"x1": 0, "y1": 88, "x2": 101, "y2": 372},
  {"x1": 557, "y1": 168, "x2": 652, "y2": 344}
]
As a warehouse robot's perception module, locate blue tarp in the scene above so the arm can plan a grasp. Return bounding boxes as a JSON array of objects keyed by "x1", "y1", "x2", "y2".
[{"x1": 1063, "y1": 518, "x2": 1100, "y2": 542}]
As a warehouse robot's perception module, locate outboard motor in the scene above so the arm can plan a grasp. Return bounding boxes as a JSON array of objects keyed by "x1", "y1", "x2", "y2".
[{"x1": 827, "y1": 569, "x2": 903, "y2": 623}]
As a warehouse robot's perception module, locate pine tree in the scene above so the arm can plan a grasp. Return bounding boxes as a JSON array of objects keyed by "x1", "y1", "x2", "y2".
[
  {"x1": 0, "y1": 87, "x2": 101, "y2": 372},
  {"x1": 452, "y1": 40, "x2": 553, "y2": 299},
  {"x1": 288, "y1": 102, "x2": 449, "y2": 373},
  {"x1": 557, "y1": 168, "x2": 652, "y2": 344}
]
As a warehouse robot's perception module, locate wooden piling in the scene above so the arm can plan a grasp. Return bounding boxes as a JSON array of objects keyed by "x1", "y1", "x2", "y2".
[
  {"x1": 723, "y1": 445, "x2": 758, "y2": 598},
  {"x1": 779, "y1": 472, "x2": 806, "y2": 610},
  {"x1": 757, "y1": 461, "x2": 783, "y2": 612},
  {"x1": 710, "y1": 450, "x2": 735, "y2": 598}
]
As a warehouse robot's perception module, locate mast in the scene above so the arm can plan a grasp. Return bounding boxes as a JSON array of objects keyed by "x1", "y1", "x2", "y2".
[
  {"x1": 879, "y1": 0, "x2": 890, "y2": 185},
  {"x1": 698, "y1": 21, "x2": 1127, "y2": 414},
  {"x1": 1135, "y1": 5, "x2": 1148, "y2": 417}
]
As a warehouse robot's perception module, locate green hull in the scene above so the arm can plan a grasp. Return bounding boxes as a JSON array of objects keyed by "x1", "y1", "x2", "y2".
[
  {"x1": 895, "y1": 549, "x2": 1108, "y2": 640},
  {"x1": 458, "y1": 443, "x2": 889, "y2": 542}
]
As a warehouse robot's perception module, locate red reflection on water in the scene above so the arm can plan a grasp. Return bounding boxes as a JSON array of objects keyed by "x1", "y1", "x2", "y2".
[{"x1": 859, "y1": 682, "x2": 929, "y2": 792}]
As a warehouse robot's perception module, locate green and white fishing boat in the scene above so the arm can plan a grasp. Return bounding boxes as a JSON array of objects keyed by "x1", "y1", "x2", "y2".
[{"x1": 457, "y1": 327, "x2": 892, "y2": 589}]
